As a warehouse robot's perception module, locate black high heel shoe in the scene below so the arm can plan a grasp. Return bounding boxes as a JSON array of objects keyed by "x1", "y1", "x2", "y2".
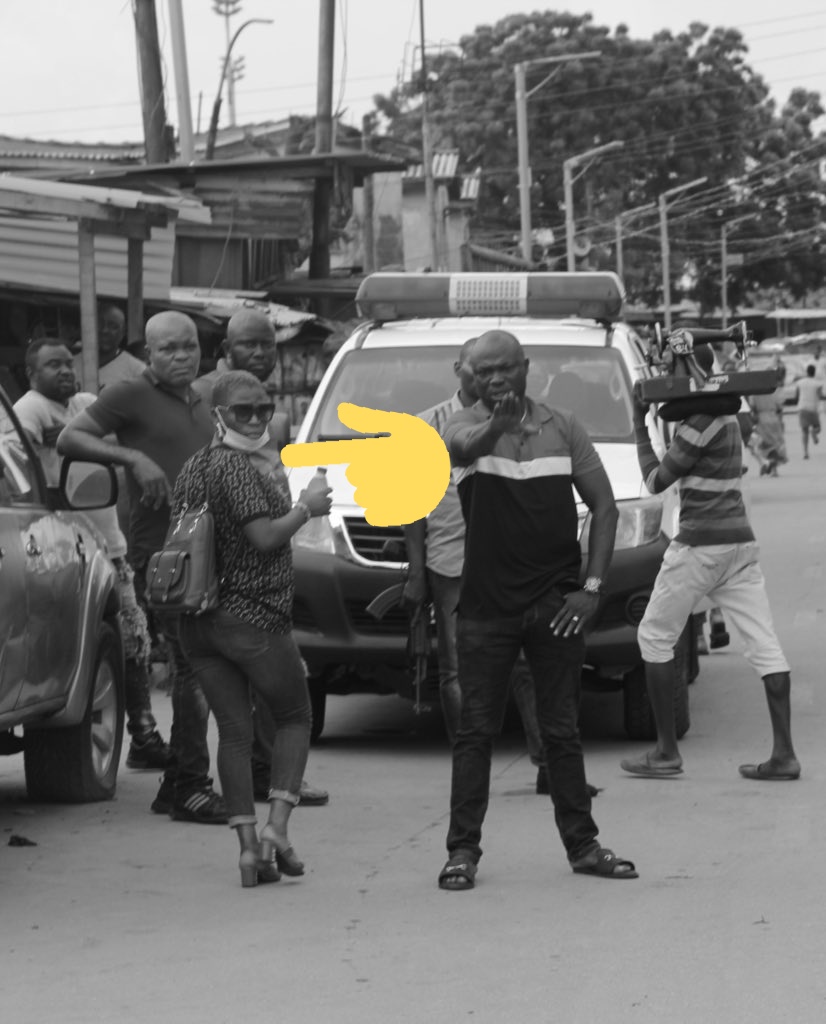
[
  {"x1": 259, "y1": 826, "x2": 305, "y2": 877},
  {"x1": 239, "y1": 847, "x2": 282, "y2": 888}
]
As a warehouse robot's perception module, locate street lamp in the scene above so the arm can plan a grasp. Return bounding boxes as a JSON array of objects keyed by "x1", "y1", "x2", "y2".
[
  {"x1": 658, "y1": 177, "x2": 707, "y2": 331},
  {"x1": 720, "y1": 215, "x2": 755, "y2": 327},
  {"x1": 205, "y1": 17, "x2": 273, "y2": 160},
  {"x1": 563, "y1": 141, "x2": 624, "y2": 272},
  {"x1": 615, "y1": 200, "x2": 656, "y2": 281},
  {"x1": 514, "y1": 51, "x2": 601, "y2": 265}
]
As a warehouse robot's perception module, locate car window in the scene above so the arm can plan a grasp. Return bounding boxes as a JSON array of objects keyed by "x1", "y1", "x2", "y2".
[
  {"x1": 309, "y1": 344, "x2": 633, "y2": 442},
  {"x1": 0, "y1": 405, "x2": 38, "y2": 505}
]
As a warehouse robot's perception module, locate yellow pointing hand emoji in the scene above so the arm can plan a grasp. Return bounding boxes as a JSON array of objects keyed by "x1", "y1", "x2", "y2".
[{"x1": 281, "y1": 402, "x2": 451, "y2": 527}]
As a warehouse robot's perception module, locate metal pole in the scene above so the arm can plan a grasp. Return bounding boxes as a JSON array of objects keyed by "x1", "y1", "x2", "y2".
[
  {"x1": 78, "y1": 221, "x2": 99, "y2": 396},
  {"x1": 615, "y1": 216, "x2": 623, "y2": 280},
  {"x1": 205, "y1": 18, "x2": 272, "y2": 160},
  {"x1": 362, "y1": 113, "x2": 376, "y2": 274},
  {"x1": 420, "y1": 0, "x2": 440, "y2": 270},
  {"x1": 721, "y1": 224, "x2": 728, "y2": 329},
  {"x1": 133, "y1": 0, "x2": 171, "y2": 163},
  {"x1": 309, "y1": 0, "x2": 335, "y2": 298},
  {"x1": 167, "y1": 0, "x2": 194, "y2": 162},
  {"x1": 659, "y1": 192, "x2": 671, "y2": 332},
  {"x1": 564, "y1": 159, "x2": 575, "y2": 272},
  {"x1": 515, "y1": 63, "x2": 532, "y2": 265}
]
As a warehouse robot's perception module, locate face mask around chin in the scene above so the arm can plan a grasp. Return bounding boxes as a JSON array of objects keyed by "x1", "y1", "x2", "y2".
[{"x1": 220, "y1": 426, "x2": 270, "y2": 452}]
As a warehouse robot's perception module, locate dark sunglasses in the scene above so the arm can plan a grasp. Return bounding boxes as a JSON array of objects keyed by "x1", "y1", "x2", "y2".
[{"x1": 219, "y1": 402, "x2": 276, "y2": 424}]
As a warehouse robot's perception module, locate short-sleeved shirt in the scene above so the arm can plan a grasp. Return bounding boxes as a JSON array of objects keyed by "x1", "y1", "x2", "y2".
[
  {"x1": 174, "y1": 445, "x2": 294, "y2": 634},
  {"x1": 82, "y1": 369, "x2": 214, "y2": 564},
  {"x1": 73, "y1": 350, "x2": 146, "y2": 391},
  {"x1": 796, "y1": 376, "x2": 823, "y2": 412},
  {"x1": 444, "y1": 399, "x2": 602, "y2": 619},
  {"x1": 417, "y1": 391, "x2": 466, "y2": 578},
  {"x1": 13, "y1": 389, "x2": 127, "y2": 558}
]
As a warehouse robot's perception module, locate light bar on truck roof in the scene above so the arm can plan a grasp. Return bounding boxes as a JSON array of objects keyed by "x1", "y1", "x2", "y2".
[{"x1": 355, "y1": 272, "x2": 625, "y2": 323}]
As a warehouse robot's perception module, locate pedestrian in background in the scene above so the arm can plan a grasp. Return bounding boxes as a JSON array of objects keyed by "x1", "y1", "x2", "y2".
[
  {"x1": 795, "y1": 365, "x2": 823, "y2": 459},
  {"x1": 58, "y1": 311, "x2": 227, "y2": 823},
  {"x1": 621, "y1": 344, "x2": 800, "y2": 783}
]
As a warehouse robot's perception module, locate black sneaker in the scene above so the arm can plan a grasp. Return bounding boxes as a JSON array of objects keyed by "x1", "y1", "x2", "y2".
[
  {"x1": 150, "y1": 776, "x2": 174, "y2": 815},
  {"x1": 126, "y1": 731, "x2": 169, "y2": 771},
  {"x1": 171, "y1": 787, "x2": 229, "y2": 824}
]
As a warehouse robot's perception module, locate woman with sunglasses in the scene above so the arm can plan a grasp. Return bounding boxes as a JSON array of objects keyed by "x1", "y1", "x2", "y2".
[{"x1": 175, "y1": 370, "x2": 332, "y2": 887}]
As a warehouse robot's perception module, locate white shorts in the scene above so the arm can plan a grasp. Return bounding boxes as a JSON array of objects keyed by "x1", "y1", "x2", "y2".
[{"x1": 638, "y1": 541, "x2": 789, "y2": 677}]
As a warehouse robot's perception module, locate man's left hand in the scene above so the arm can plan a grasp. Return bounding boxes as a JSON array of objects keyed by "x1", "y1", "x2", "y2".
[{"x1": 549, "y1": 590, "x2": 601, "y2": 638}]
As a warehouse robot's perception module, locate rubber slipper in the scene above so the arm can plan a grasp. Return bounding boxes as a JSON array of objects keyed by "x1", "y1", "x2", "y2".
[
  {"x1": 438, "y1": 853, "x2": 477, "y2": 891},
  {"x1": 571, "y1": 846, "x2": 638, "y2": 880},
  {"x1": 620, "y1": 752, "x2": 683, "y2": 777},
  {"x1": 738, "y1": 761, "x2": 800, "y2": 781}
]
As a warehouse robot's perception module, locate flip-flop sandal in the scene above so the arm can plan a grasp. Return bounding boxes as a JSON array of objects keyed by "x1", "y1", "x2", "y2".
[
  {"x1": 571, "y1": 847, "x2": 638, "y2": 880},
  {"x1": 739, "y1": 761, "x2": 800, "y2": 781},
  {"x1": 620, "y1": 752, "x2": 683, "y2": 777},
  {"x1": 438, "y1": 853, "x2": 477, "y2": 891}
]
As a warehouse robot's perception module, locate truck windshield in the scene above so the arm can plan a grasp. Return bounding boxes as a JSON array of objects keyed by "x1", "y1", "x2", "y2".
[{"x1": 308, "y1": 344, "x2": 634, "y2": 442}]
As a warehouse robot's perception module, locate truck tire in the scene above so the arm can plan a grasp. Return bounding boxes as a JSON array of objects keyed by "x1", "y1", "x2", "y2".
[
  {"x1": 309, "y1": 675, "x2": 327, "y2": 743},
  {"x1": 24, "y1": 623, "x2": 125, "y2": 803},
  {"x1": 622, "y1": 621, "x2": 691, "y2": 741}
]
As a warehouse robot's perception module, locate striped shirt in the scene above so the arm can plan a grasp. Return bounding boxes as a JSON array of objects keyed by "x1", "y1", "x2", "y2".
[
  {"x1": 445, "y1": 400, "x2": 602, "y2": 618},
  {"x1": 636, "y1": 413, "x2": 753, "y2": 546}
]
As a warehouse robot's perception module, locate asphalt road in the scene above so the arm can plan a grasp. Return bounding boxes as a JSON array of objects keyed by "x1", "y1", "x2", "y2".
[{"x1": 2, "y1": 417, "x2": 825, "y2": 1024}]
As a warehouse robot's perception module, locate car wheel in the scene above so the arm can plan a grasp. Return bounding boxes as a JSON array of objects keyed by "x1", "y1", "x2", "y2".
[
  {"x1": 623, "y1": 620, "x2": 691, "y2": 741},
  {"x1": 309, "y1": 674, "x2": 327, "y2": 743},
  {"x1": 24, "y1": 622, "x2": 125, "y2": 803}
]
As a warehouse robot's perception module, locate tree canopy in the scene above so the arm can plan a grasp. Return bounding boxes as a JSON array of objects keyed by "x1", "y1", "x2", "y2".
[{"x1": 373, "y1": 11, "x2": 826, "y2": 311}]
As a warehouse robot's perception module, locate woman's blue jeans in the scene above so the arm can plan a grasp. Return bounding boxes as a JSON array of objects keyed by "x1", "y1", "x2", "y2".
[
  {"x1": 178, "y1": 609, "x2": 311, "y2": 821},
  {"x1": 447, "y1": 590, "x2": 598, "y2": 864}
]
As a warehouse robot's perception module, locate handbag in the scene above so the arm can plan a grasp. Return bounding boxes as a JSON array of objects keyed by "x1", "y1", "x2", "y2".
[{"x1": 145, "y1": 446, "x2": 240, "y2": 616}]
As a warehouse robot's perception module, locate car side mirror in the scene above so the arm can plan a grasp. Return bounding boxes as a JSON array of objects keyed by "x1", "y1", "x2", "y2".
[{"x1": 59, "y1": 459, "x2": 118, "y2": 510}]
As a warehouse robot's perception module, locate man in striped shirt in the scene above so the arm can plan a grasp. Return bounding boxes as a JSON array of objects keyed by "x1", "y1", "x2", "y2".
[
  {"x1": 621, "y1": 344, "x2": 800, "y2": 781},
  {"x1": 437, "y1": 330, "x2": 637, "y2": 889}
]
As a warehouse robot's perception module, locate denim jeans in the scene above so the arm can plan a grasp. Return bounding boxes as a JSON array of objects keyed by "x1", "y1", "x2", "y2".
[
  {"x1": 447, "y1": 589, "x2": 598, "y2": 864},
  {"x1": 133, "y1": 560, "x2": 211, "y2": 796},
  {"x1": 178, "y1": 609, "x2": 311, "y2": 822},
  {"x1": 428, "y1": 570, "x2": 543, "y2": 763}
]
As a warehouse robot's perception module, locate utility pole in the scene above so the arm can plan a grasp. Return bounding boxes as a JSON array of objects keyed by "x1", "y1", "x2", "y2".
[
  {"x1": 133, "y1": 0, "x2": 172, "y2": 163},
  {"x1": 514, "y1": 51, "x2": 601, "y2": 266},
  {"x1": 563, "y1": 140, "x2": 624, "y2": 272},
  {"x1": 213, "y1": 1, "x2": 243, "y2": 126},
  {"x1": 658, "y1": 177, "x2": 707, "y2": 331},
  {"x1": 615, "y1": 200, "x2": 656, "y2": 281},
  {"x1": 362, "y1": 114, "x2": 376, "y2": 274},
  {"x1": 167, "y1": 0, "x2": 194, "y2": 162},
  {"x1": 309, "y1": 0, "x2": 335, "y2": 291},
  {"x1": 420, "y1": 0, "x2": 440, "y2": 270},
  {"x1": 720, "y1": 215, "x2": 753, "y2": 327}
]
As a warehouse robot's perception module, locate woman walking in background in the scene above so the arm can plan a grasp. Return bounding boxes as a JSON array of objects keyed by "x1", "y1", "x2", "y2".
[
  {"x1": 176, "y1": 370, "x2": 331, "y2": 887},
  {"x1": 749, "y1": 389, "x2": 787, "y2": 476}
]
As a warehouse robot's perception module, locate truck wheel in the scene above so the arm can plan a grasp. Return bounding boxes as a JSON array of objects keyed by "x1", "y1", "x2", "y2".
[
  {"x1": 623, "y1": 622, "x2": 691, "y2": 741},
  {"x1": 24, "y1": 623, "x2": 125, "y2": 803},
  {"x1": 309, "y1": 675, "x2": 327, "y2": 743}
]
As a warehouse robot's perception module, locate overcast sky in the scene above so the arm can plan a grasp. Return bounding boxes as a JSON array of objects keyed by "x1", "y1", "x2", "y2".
[{"x1": 0, "y1": 1, "x2": 823, "y2": 144}]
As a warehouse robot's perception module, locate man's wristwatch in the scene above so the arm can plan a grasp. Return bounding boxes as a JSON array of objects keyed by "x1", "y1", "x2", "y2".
[{"x1": 582, "y1": 576, "x2": 603, "y2": 596}]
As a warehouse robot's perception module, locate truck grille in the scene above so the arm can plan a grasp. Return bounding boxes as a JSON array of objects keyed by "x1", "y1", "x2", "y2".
[{"x1": 342, "y1": 518, "x2": 407, "y2": 563}]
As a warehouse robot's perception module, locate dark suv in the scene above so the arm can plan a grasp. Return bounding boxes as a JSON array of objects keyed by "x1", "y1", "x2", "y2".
[
  {"x1": 0, "y1": 388, "x2": 124, "y2": 802},
  {"x1": 287, "y1": 273, "x2": 695, "y2": 741}
]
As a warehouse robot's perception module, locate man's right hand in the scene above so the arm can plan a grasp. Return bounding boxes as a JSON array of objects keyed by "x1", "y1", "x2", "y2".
[
  {"x1": 490, "y1": 392, "x2": 524, "y2": 434},
  {"x1": 130, "y1": 453, "x2": 171, "y2": 510},
  {"x1": 402, "y1": 569, "x2": 427, "y2": 610}
]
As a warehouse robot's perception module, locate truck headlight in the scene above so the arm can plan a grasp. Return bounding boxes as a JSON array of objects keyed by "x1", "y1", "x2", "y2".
[{"x1": 580, "y1": 497, "x2": 663, "y2": 552}]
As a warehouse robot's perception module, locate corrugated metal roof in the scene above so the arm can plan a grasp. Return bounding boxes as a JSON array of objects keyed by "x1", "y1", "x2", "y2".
[
  {"x1": 0, "y1": 173, "x2": 211, "y2": 224},
  {"x1": 0, "y1": 217, "x2": 177, "y2": 300},
  {"x1": 403, "y1": 150, "x2": 461, "y2": 181}
]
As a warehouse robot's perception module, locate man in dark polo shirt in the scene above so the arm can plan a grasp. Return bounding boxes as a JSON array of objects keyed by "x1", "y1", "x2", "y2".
[
  {"x1": 58, "y1": 311, "x2": 226, "y2": 824},
  {"x1": 436, "y1": 329, "x2": 637, "y2": 890}
]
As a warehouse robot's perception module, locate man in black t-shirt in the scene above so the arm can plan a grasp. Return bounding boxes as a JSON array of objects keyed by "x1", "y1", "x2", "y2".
[{"x1": 436, "y1": 330, "x2": 637, "y2": 890}]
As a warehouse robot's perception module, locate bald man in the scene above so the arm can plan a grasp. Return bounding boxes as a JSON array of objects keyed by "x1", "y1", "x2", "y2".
[{"x1": 58, "y1": 311, "x2": 227, "y2": 825}]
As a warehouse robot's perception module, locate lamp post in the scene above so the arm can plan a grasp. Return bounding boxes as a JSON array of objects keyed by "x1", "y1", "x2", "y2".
[
  {"x1": 615, "y1": 200, "x2": 656, "y2": 281},
  {"x1": 720, "y1": 215, "x2": 754, "y2": 327},
  {"x1": 205, "y1": 17, "x2": 273, "y2": 160},
  {"x1": 658, "y1": 177, "x2": 707, "y2": 330},
  {"x1": 514, "y1": 51, "x2": 601, "y2": 265},
  {"x1": 563, "y1": 140, "x2": 624, "y2": 272}
]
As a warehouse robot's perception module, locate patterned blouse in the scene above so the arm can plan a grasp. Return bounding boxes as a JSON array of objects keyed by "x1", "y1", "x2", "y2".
[{"x1": 173, "y1": 445, "x2": 294, "y2": 634}]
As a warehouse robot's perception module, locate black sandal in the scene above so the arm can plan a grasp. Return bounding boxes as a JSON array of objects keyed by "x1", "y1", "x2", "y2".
[
  {"x1": 438, "y1": 852, "x2": 477, "y2": 891},
  {"x1": 570, "y1": 846, "x2": 638, "y2": 879}
]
